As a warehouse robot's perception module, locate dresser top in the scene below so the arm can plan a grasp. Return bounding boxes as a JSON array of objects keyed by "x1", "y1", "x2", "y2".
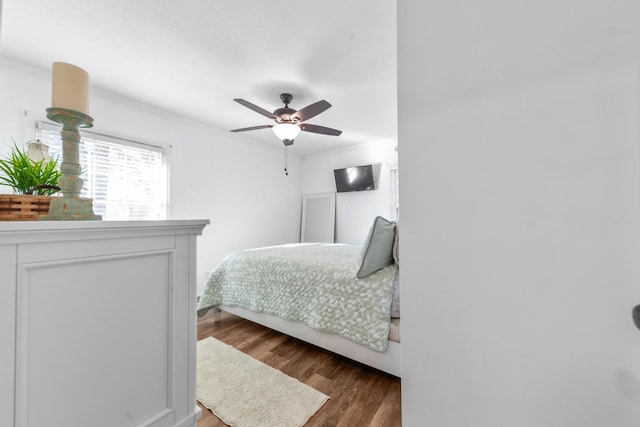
[{"x1": 0, "y1": 219, "x2": 209, "y2": 244}]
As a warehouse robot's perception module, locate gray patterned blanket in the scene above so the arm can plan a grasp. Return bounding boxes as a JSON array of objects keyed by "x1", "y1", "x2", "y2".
[{"x1": 197, "y1": 243, "x2": 396, "y2": 351}]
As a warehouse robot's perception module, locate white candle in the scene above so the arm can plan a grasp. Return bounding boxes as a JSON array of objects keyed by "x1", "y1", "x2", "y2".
[{"x1": 51, "y1": 62, "x2": 89, "y2": 114}]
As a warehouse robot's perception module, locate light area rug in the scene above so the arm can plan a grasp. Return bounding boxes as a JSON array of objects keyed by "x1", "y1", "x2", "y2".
[{"x1": 197, "y1": 336, "x2": 329, "y2": 427}]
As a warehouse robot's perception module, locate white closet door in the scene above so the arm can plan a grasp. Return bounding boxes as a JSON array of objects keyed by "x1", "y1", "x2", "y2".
[{"x1": 301, "y1": 192, "x2": 336, "y2": 243}]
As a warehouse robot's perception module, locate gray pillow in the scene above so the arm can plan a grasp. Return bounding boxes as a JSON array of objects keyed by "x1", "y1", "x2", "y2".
[
  {"x1": 391, "y1": 221, "x2": 400, "y2": 317},
  {"x1": 392, "y1": 221, "x2": 399, "y2": 267},
  {"x1": 357, "y1": 216, "x2": 396, "y2": 278}
]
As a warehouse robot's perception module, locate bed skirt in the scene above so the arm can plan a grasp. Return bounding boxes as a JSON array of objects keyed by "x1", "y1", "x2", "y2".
[{"x1": 216, "y1": 305, "x2": 402, "y2": 377}]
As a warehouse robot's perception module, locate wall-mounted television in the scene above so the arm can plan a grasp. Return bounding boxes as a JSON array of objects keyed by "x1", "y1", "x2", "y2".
[{"x1": 334, "y1": 164, "x2": 376, "y2": 192}]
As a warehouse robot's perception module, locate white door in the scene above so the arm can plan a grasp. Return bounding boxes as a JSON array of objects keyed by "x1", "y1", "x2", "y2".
[{"x1": 301, "y1": 192, "x2": 336, "y2": 243}]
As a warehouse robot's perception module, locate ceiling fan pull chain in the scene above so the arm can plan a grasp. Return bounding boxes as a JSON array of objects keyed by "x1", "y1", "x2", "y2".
[{"x1": 284, "y1": 146, "x2": 289, "y2": 176}]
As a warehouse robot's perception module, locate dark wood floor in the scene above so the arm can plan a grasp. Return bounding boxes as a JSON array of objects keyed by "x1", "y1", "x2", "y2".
[{"x1": 196, "y1": 310, "x2": 402, "y2": 427}]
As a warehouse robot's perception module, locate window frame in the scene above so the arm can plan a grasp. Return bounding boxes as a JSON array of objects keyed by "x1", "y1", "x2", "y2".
[
  {"x1": 35, "y1": 120, "x2": 169, "y2": 221},
  {"x1": 389, "y1": 164, "x2": 399, "y2": 222}
]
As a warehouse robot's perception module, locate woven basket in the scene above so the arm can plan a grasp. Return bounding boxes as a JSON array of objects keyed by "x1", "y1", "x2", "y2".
[{"x1": 0, "y1": 194, "x2": 53, "y2": 221}]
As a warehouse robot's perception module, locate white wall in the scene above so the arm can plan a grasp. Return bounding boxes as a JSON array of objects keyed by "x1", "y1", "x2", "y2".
[
  {"x1": 399, "y1": 2, "x2": 640, "y2": 427},
  {"x1": 0, "y1": 58, "x2": 304, "y2": 289},
  {"x1": 302, "y1": 138, "x2": 397, "y2": 244}
]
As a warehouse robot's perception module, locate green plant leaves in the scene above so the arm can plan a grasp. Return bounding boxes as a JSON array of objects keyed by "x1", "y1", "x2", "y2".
[{"x1": 0, "y1": 142, "x2": 62, "y2": 195}]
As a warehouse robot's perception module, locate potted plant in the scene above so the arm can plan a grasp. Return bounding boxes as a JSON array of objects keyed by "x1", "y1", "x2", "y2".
[
  {"x1": 0, "y1": 142, "x2": 62, "y2": 220},
  {"x1": 0, "y1": 142, "x2": 61, "y2": 195}
]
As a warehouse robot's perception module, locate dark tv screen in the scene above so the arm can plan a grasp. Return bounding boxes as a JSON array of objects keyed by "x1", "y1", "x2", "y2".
[{"x1": 334, "y1": 165, "x2": 375, "y2": 192}]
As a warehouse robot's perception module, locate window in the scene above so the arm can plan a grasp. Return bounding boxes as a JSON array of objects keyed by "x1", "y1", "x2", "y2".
[
  {"x1": 390, "y1": 166, "x2": 399, "y2": 221},
  {"x1": 37, "y1": 122, "x2": 168, "y2": 220}
]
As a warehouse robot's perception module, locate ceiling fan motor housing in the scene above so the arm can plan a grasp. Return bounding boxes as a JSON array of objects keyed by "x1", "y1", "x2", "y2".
[
  {"x1": 273, "y1": 107, "x2": 297, "y2": 123},
  {"x1": 274, "y1": 93, "x2": 297, "y2": 123}
]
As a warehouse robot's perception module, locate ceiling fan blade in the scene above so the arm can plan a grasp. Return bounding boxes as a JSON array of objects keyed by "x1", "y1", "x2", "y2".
[
  {"x1": 234, "y1": 98, "x2": 276, "y2": 119},
  {"x1": 290, "y1": 100, "x2": 331, "y2": 122},
  {"x1": 230, "y1": 124, "x2": 273, "y2": 132},
  {"x1": 300, "y1": 123, "x2": 342, "y2": 136}
]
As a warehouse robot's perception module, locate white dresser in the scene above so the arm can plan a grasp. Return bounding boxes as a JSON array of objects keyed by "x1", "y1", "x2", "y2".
[{"x1": 0, "y1": 220, "x2": 208, "y2": 427}]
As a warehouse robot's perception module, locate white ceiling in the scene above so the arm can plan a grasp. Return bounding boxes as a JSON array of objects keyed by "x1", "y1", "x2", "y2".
[{"x1": 0, "y1": 0, "x2": 397, "y2": 156}]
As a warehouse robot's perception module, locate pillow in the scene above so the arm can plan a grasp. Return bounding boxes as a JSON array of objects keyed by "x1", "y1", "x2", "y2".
[
  {"x1": 392, "y1": 221, "x2": 399, "y2": 267},
  {"x1": 357, "y1": 216, "x2": 396, "y2": 278},
  {"x1": 391, "y1": 222, "x2": 400, "y2": 317}
]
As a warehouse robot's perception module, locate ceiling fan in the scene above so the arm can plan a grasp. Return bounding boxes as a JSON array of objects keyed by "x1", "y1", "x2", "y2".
[{"x1": 230, "y1": 93, "x2": 342, "y2": 146}]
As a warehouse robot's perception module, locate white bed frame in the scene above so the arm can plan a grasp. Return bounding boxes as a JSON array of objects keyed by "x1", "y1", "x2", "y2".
[{"x1": 214, "y1": 305, "x2": 401, "y2": 377}]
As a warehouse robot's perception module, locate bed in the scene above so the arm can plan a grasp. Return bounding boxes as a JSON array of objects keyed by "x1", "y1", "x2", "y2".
[{"x1": 197, "y1": 217, "x2": 401, "y2": 377}]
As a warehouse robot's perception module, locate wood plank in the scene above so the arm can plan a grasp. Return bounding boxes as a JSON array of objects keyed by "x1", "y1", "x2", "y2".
[{"x1": 197, "y1": 310, "x2": 402, "y2": 426}]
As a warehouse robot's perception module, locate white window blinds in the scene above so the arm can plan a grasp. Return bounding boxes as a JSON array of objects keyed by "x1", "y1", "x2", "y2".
[
  {"x1": 37, "y1": 122, "x2": 168, "y2": 220},
  {"x1": 390, "y1": 166, "x2": 399, "y2": 221}
]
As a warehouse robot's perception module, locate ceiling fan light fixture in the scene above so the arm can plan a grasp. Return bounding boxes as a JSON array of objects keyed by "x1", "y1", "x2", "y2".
[{"x1": 272, "y1": 123, "x2": 301, "y2": 141}]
